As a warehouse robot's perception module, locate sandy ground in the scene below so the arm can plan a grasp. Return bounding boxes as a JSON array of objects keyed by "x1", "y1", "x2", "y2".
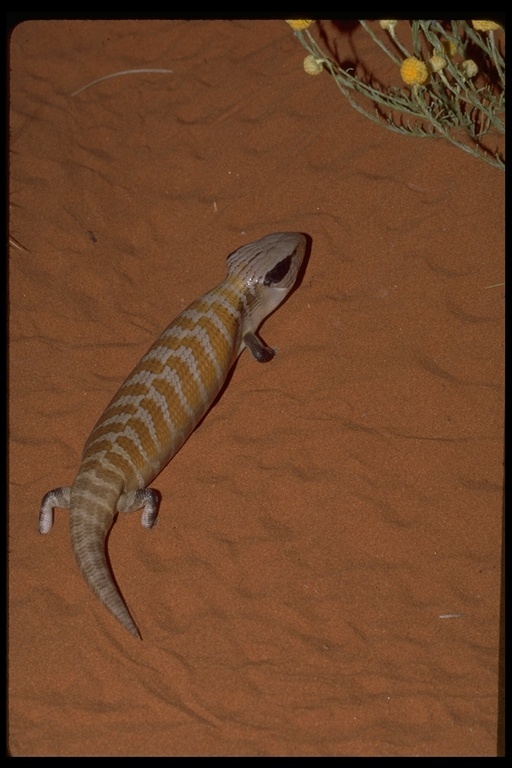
[{"x1": 9, "y1": 20, "x2": 504, "y2": 756}]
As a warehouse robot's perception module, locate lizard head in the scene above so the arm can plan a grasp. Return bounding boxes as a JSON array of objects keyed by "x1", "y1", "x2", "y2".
[{"x1": 226, "y1": 231, "x2": 307, "y2": 327}]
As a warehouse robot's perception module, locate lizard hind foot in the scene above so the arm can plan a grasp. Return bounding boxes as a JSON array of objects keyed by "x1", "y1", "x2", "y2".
[{"x1": 117, "y1": 487, "x2": 161, "y2": 529}]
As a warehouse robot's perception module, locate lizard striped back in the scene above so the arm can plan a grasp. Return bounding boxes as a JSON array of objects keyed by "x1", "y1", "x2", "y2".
[{"x1": 40, "y1": 231, "x2": 307, "y2": 639}]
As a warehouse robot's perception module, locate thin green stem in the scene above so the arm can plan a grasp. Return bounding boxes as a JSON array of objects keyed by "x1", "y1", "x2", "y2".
[{"x1": 359, "y1": 20, "x2": 402, "y2": 66}]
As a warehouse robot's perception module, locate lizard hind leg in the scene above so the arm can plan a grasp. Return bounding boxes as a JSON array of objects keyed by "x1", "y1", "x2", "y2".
[
  {"x1": 39, "y1": 486, "x2": 72, "y2": 534},
  {"x1": 117, "y1": 488, "x2": 161, "y2": 529}
]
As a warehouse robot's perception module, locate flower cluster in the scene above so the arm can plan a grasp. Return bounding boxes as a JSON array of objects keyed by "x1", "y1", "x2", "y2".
[{"x1": 287, "y1": 19, "x2": 504, "y2": 169}]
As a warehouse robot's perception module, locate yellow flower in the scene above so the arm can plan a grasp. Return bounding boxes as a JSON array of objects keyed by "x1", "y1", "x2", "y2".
[
  {"x1": 400, "y1": 57, "x2": 429, "y2": 86},
  {"x1": 286, "y1": 20, "x2": 314, "y2": 31},
  {"x1": 303, "y1": 55, "x2": 323, "y2": 75},
  {"x1": 379, "y1": 20, "x2": 397, "y2": 32},
  {"x1": 429, "y1": 54, "x2": 446, "y2": 73},
  {"x1": 471, "y1": 20, "x2": 500, "y2": 32},
  {"x1": 438, "y1": 39, "x2": 458, "y2": 57},
  {"x1": 461, "y1": 59, "x2": 479, "y2": 78}
]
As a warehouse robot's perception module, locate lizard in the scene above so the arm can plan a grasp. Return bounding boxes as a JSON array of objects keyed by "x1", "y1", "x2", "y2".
[{"x1": 39, "y1": 231, "x2": 307, "y2": 639}]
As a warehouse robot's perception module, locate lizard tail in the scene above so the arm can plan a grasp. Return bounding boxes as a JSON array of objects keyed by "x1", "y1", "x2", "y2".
[{"x1": 70, "y1": 483, "x2": 141, "y2": 639}]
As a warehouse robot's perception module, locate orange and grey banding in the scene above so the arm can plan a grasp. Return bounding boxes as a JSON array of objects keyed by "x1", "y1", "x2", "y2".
[{"x1": 39, "y1": 232, "x2": 307, "y2": 639}]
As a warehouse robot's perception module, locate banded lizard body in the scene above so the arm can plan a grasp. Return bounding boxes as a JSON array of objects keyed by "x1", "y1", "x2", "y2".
[{"x1": 39, "y1": 232, "x2": 307, "y2": 639}]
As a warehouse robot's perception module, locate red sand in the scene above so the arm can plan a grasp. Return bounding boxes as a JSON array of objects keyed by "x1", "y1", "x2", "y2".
[{"x1": 9, "y1": 20, "x2": 504, "y2": 756}]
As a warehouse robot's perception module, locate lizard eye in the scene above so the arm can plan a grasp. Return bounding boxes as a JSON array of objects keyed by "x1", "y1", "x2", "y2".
[{"x1": 263, "y1": 253, "x2": 294, "y2": 286}]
